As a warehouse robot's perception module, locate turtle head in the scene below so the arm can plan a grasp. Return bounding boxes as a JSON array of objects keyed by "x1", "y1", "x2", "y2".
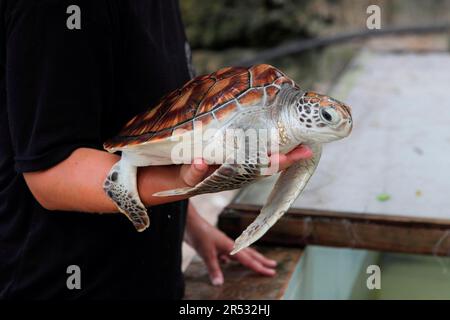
[{"x1": 292, "y1": 91, "x2": 353, "y2": 143}]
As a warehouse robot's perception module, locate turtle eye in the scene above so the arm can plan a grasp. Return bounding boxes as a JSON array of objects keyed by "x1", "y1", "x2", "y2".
[{"x1": 320, "y1": 107, "x2": 340, "y2": 125}]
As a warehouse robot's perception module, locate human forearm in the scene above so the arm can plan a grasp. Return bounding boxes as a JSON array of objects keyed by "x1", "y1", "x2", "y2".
[
  {"x1": 23, "y1": 144, "x2": 312, "y2": 214},
  {"x1": 23, "y1": 147, "x2": 203, "y2": 213}
]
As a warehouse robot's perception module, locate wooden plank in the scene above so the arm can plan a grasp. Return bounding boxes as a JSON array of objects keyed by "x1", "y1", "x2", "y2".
[
  {"x1": 219, "y1": 203, "x2": 450, "y2": 256},
  {"x1": 184, "y1": 247, "x2": 303, "y2": 300}
]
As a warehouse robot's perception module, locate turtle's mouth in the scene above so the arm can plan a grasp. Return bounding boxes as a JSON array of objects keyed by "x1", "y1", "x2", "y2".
[
  {"x1": 309, "y1": 131, "x2": 344, "y2": 143},
  {"x1": 321, "y1": 135, "x2": 340, "y2": 142}
]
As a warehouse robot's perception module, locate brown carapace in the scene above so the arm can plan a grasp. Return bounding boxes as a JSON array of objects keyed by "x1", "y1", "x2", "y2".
[{"x1": 104, "y1": 64, "x2": 296, "y2": 151}]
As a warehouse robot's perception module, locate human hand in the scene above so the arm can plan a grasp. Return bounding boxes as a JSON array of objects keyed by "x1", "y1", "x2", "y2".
[{"x1": 185, "y1": 202, "x2": 278, "y2": 286}]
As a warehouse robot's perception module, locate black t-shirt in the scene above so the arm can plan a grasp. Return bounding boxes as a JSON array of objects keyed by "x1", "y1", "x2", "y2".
[{"x1": 0, "y1": 0, "x2": 192, "y2": 299}]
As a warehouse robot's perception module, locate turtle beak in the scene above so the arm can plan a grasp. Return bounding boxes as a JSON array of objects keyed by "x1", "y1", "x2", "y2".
[{"x1": 341, "y1": 118, "x2": 353, "y2": 137}]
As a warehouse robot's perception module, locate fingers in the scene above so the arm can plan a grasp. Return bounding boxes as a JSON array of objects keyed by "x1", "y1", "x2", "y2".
[
  {"x1": 180, "y1": 158, "x2": 209, "y2": 187},
  {"x1": 246, "y1": 248, "x2": 277, "y2": 268},
  {"x1": 179, "y1": 159, "x2": 220, "y2": 187},
  {"x1": 270, "y1": 145, "x2": 313, "y2": 172},
  {"x1": 213, "y1": 231, "x2": 276, "y2": 277},
  {"x1": 204, "y1": 249, "x2": 224, "y2": 286},
  {"x1": 232, "y1": 250, "x2": 276, "y2": 277},
  {"x1": 219, "y1": 254, "x2": 231, "y2": 265},
  {"x1": 286, "y1": 145, "x2": 313, "y2": 162}
]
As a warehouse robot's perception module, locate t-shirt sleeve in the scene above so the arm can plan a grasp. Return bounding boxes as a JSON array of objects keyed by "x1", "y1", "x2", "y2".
[{"x1": 5, "y1": 0, "x2": 114, "y2": 173}]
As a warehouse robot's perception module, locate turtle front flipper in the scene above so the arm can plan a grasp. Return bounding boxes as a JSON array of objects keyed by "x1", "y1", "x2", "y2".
[
  {"x1": 231, "y1": 144, "x2": 323, "y2": 255},
  {"x1": 104, "y1": 156, "x2": 149, "y2": 231},
  {"x1": 153, "y1": 140, "x2": 268, "y2": 197},
  {"x1": 152, "y1": 161, "x2": 263, "y2": 197}
]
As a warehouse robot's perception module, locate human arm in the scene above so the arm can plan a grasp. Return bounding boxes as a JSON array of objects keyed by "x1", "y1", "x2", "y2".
[
  {"x1": 24, "y1": 145, "x2": 312, "y2": 214},
  {"x1": 23, "y1": 147, "x2": 214, "y2": 212}
]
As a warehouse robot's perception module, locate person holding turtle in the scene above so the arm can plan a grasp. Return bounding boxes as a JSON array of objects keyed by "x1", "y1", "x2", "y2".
[{"x1": 0, "y1": 1, "x2": 312, "y2": 299}]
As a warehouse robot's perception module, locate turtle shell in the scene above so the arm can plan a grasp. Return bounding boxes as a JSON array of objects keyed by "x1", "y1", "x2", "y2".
[{"x1": 104, "y1": 64, "x2": 296, "y2": 151}]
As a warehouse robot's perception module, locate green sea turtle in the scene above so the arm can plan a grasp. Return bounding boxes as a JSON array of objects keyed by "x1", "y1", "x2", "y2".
[{"x1": 103, "y1": 64, "x2": 352, "y2": 254}]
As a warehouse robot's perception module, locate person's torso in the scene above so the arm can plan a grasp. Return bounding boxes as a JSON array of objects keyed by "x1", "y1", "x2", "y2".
[{"x1": 0, "y1": 0, "x2": 192, "y2": 299}]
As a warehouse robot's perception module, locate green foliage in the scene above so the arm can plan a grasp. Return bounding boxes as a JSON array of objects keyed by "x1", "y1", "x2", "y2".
[{"x1": 377, "y1": 193, "x2": 391, "y2": 202}]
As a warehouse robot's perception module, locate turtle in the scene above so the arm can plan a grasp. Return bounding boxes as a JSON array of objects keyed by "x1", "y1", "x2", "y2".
[{"x1": 103, "y1": 64, "x2": 352, "y2": 255}]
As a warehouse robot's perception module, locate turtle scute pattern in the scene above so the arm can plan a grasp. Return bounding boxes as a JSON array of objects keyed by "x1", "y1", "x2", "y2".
[{"x1": 104, "y1": 64, "x2": 296, "y2": 150}]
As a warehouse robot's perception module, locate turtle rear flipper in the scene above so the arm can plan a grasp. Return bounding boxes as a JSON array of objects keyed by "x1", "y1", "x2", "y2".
[
  {"x1": 231, "y1": 144, "x2": 322, "y2": 255},
  {"x1": 104, "y1": 156, "x2": 149, "y2": 231}
]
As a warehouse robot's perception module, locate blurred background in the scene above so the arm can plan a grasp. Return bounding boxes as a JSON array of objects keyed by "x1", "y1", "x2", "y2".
[
  {"x1": 181, "y1": 0, "x2": 450, "y2": 89},
  {"x1": 180, "y1": 0, "x2": 450, "y2": 300}
]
